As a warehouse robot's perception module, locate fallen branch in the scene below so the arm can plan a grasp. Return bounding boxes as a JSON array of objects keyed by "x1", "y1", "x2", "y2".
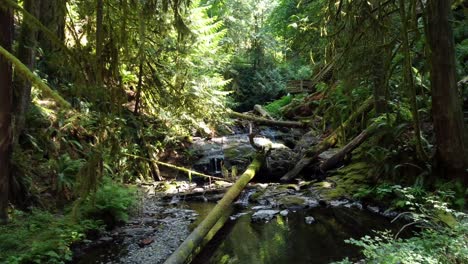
[
  {"x1": 0, "y1": 45, "x2": 71, "y2": 109},
  {"x1": 229, "y1": 110, "x2": 307, "y2": 128},
  {"x1": 253, "y1": 104, "x2": 274, "y2": 120},
  {"x1": 319, "y1": 121, "x2": 379, "y2": 172},
  {"x1": 280, "y1": 96, "x2": 374, "y2": 181},
  {"x1": 122, "y1": 153, "x2": 230, "y2": 182},
  {"x1": 163, "y1": 155, "x2": 264, "y2": 264}
]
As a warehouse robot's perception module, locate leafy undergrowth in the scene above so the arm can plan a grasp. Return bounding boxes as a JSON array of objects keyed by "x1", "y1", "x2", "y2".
[
  {"x1": 264, "y1": 95, "x2": 293, "y2": 118},
  {"x1": 0, "y1": 179, "x2": 136, "y2": 264},
  {"x1": 334, "y1": 186, "x2": 468, "y2": 264}
]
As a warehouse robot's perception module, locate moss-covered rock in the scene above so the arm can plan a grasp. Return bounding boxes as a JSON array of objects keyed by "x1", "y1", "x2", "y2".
[{"x1": 314, "y1": 162, "x2": 373, "y2": 200}]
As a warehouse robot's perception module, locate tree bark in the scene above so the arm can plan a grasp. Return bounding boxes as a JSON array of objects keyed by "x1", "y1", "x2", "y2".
[
  {"x1": 427, "y1": 0, "x2": 467, "y2": 174},
  {"x1": 0, "y1": 5, "x2": 13, "y2": 224},
  {"x1": 229, "y1": 111, "x2": 307, "y2": 128},
  {"x1": 399, "y1": 0, "x2": 427, "y2": 161},
  {"x1": 281, "y1": 96, "x2": 373, "y2": 182},
  {"x1": 95, "y1": 0, "x2": 104, "y2": 86},
  {"x1": 164, "y1": 155, "x2": 263, "y2": 264},
  {"x1": 133, "y1": 62, "x2": 144, "y2": 115},
  {"x1": 13, "y1": 0, "x2": 40, "y2": 143},
  {"x1": 38, "y1": 0, "x2": 67, "y2": 75}
]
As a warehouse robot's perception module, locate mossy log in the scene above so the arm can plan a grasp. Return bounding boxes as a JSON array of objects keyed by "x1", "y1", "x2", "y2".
[
  {"x1": 163, "y1": 155, "x2": 264, "y2": 264},
  {"x1": 280, "y1": 96, "x2": 373, "y2": 182},
  {"x1": 229, "y1": 110, "x2": 307, "y2": 128},
  {"x1": 123, "y1": 153, "x2": 229, "y2": 182},
  {"x1": 253, "y1": 104, "x2": 274, "y2": 120},
  {"x1": 0, "y1": 45, "x2": 71, "y2": 109},
  {"x1": 319, "y1": 122, "x2": 378, "y2": 172}
]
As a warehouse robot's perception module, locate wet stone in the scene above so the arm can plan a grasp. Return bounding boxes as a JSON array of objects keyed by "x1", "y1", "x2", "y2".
[
  {"x1": 367, "y1": 205, "x2": 380, "y2": 214},
  {"x1": 251, "y1": 210, "x2": 280, "y2": 222},
  {"x1": 305, "y1": 216, "x2": 316, "y2": 224}
]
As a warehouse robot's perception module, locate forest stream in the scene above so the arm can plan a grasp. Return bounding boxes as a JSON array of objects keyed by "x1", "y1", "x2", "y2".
[{"x1": 72, "y1": 129, "x2": 408, "y2": 264}]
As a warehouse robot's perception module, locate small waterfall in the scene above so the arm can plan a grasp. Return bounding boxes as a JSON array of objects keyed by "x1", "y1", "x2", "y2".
[
  {"x1": 234, "y1": 189, "x2": 256, "y2": 208},
  {"x1": 210, "y1": 157, "x2": 223, "y2": 174}
]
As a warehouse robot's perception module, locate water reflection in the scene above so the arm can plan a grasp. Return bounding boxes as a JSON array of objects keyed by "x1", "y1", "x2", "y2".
[{"x1": 192, "y1": 207, "x2": 399, "y2": 264}]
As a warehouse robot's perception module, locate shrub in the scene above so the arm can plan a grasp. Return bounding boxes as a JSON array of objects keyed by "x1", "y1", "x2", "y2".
[
  {"x1": 0, "y1": 210, "x2": 101, "y2": 264},
  {"x1": 80, "y1": 177, "x2": 137, "y2": 225},
  {"x1": 335, "y1": 186, "x2": 468, "y2": 264}
]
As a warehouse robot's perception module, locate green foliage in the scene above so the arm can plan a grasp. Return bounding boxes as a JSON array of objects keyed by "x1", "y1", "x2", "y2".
[
  {"x1": 0, "y1": 210, "x2": 101, "y2": 264},
  {"x1": 79, "y1": 177, "x2": 136, "y2": 223},
  {"x1": 264, "y1": 95, "x2": 292, "y2": 118},
  {"x1": 229, "y1": 64, "x2": 287, "y2": 111},
  {"x1": 336, "y1": 186, "x2": 468, "y2": 264},
  {"x1": 53, "y1": 154, "x2": 85, "y2": 196}
]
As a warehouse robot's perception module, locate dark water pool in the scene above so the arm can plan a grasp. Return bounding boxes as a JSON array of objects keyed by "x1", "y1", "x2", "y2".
[{"x1": 191, "y1": 204, "x2": 401, "y2": 264}]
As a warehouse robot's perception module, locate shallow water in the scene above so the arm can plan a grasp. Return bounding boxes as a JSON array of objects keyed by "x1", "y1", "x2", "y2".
[
  {"x1": 191, "y1": 205, "x2": 399, "y2": 264},
  {"x1": 73, "y1": 201, "x2": 402, "y2": 264}
]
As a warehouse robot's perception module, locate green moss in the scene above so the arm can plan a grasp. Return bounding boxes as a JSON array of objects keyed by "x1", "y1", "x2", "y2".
[
  {"x1": 250, "y1": 189, "x2": 266, "y2": 202},
  {"x1": 277, "y1": 195, "x2": 306, "y2": 206},
  {"x1": 264, "y1": 95, "x2": 293, "y2": 118},
  {"x1": 316, "y1": 162, "x2": 372, "y2": 200}
]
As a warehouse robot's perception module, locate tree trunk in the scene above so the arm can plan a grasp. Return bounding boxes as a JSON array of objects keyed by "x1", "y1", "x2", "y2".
[
  {"x1": 38, "y1": 0, "x2": 67, "y2": 74},
  {"x1": 95, "y1": 0, "x2": 104, "y2": 86},
  {"x1": 133, "y1": 62, "x2": 144, "y2": 115},
  {"x1": 399, "y1": 0, "x2": 427, "y2": 161},
  {"x1": 281, "y1": 96, "x2": 373, "y2": 182},
  {"x1": 427, "y1": 0, "x2": 467, "y2": 174},
  {"x1": 13, "y1": 0, "x2": 40, "y2": 143},
  {"x1": 320, "y1": 123, "x2": 378, "y2": 172},
  {"x1": 0, "y1": 5, "x2": 13, "y2": 224},
  {"x1": 229, "y1": 111, "x2": 307, "y2": 128},
  {"x1": 164, "y1": 155, "x2": 263, "y2": 264}
]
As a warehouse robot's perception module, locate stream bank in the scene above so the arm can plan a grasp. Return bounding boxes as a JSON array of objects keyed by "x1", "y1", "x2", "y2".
[{"x1": 72, "y1": 126, "x2": 404, "y2": 263}]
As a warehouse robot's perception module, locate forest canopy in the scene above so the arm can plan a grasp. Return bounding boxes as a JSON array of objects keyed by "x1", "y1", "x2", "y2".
[{"x1": 0, "y1": 0, "x2": 466, "y2": 263}]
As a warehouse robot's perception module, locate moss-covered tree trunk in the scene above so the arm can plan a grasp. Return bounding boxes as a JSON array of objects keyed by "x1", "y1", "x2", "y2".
[
  {"x1": 164, "y1": 155, "x2": 264, "y2": 264},
  {"x1": 95, "y1": 0, "x2": 104, "y2": 86},
  {"x1": 0, "y1": 5, "x2": 13, "y2": 224},
  {"x1": 13, "y1": 0, "x2": 40, "y2": 143},
  {"x1": 427, "y1": 0, "x2": 467, "y2": 175}
]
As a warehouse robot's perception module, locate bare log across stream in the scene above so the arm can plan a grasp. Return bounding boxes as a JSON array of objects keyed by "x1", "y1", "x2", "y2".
[
  {"x1": 163, "y1": 155, "x2": 264, "y2": 264},
  {"x1": 229, "y1": 110, "x2": 307, "y2": 128},
  {"x1": 280, "y1": 96, "x2": 374, "y2": 182},
  {"x1": 253, "y1": 104, "x2": 275, "y2": 120}
]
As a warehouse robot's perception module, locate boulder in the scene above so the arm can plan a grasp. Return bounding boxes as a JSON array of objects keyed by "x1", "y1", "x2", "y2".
[{"x1": 251, "y1": 209, "x2": 280, "y2": 222}]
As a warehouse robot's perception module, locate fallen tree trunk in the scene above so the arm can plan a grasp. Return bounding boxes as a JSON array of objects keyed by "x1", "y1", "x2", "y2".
[
  {"x1": 253, "y1": 104, "x2": 274, "y2": 120},
  {"x1": 280, "y1": 96, "x2": 374, "y2": 182},
  {"x1": 163, "y1": 155, "x2": 264, "y2": 264},
  {"x1": 319, "y1": 122, "x2": 378, "y2": 172},
  {"x1": 229, "y1": 110, "x2": 307, "y2": 128},
  {"x1": 123, "y1": 153, "x2": 230, "y2": 182}
]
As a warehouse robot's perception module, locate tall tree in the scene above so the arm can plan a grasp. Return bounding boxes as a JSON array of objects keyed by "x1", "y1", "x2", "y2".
[
  {"x1": 427, "y1": 0, "x2": 467, "y2": 174},
  {"x1": 38, "y1": 0, "x2": 67, "y2": 75},
  {"x1": 13, "y1": 0, "x2": 40, "y2": 143},
  {"x1": 0, "y1": 4, "x2": 13, "y2": 224}
]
